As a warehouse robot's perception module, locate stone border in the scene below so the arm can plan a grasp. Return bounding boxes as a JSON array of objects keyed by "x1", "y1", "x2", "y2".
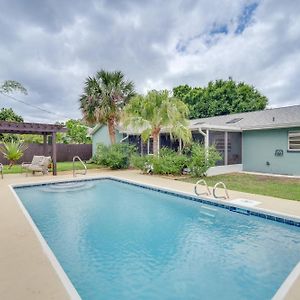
[
  {"x1": 273, "y1": 262, "x2": 300, "y2": 299},
  {"x1": 9, "y1": 186, "x2": 81, "y2": 300}
]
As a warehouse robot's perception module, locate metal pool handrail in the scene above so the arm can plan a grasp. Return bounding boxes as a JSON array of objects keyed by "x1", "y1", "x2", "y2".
[
  {"x1": 72, "y1": 156, "x2": 87, "y2": 177},
  {"x1": 213, "y1": 182, "x2": 229, "y2": 200},
  {"x1": 194, "y1": 179, "x2": 211, "y2": 196}
]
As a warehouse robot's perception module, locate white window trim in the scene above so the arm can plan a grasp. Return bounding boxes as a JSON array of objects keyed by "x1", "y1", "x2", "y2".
[{"x1": 288, "y1": 131, "x2": 300, "y2": 151}]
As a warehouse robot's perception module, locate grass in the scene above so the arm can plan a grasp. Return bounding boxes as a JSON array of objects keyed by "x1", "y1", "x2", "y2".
[
  {"x1": 2, "y1": 161, "x2": 100, "y2": 174},
  {"x1": 179, "y1": 173, "x2": 300, "y2": 201}
]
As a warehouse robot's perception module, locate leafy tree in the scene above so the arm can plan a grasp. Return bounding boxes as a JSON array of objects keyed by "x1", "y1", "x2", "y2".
[
  {"x1": 0, "y1": 80, "x2": 27, "y2": 95},
  {"x1": 122, "y1": 90, "x2": 191, "y2": 155},
  {"x1": 173, "y1": 79, "x2": 268, "y2": 119},
  {"x1": 0, "y1": 107, "x2": 23, "y2": 122},
  {"x1": 0, "y1": 80, "x2": 26, "y2": 141},
  {"x1": 79, "y1": 70, "x2": 135, "y2": 144},
  {"x1": 0, "y1": 108, "x2": 23, "y2": 142},
  {"x1": 18, "y1": 120, "x2": 91, "y2": 144},
  {"x1": 64, "y1": 119, "x2": 91, "y2": 144},
  {"x1": 20, "y1": 134, "x2": 43, "y2": 144}
]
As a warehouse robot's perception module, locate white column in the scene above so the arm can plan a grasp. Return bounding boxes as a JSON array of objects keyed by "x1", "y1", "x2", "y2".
[
  {"x1": 224, "y1": 131, "x2": 228, "y2": 165},
  {"x1": 205, "y1": 129, "x2": 209, "y2": 149}
]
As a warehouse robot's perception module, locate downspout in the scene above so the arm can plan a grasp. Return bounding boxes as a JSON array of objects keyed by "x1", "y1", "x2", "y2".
[
  {"x1": 120, "y1": 134, "x2": 129, "y2": 143},
  {"x1": 198, "y1": 128, "x2": 209, "y2": 160},
  {"x1": 198, "y1": 128, "x2": 209, "y2": 148}
]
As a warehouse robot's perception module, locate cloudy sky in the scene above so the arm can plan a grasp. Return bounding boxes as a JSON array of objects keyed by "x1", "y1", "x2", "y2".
[{"x1": 0, "y1": 0, "x2": 299, "y2": 123}]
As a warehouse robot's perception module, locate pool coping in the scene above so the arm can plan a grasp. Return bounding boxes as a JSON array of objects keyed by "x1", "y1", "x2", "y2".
[
  {"x1": 9, "y1": 175, "x2": 300, "y2": 299},
  {"x1": 9, "y1": 186, "x2": 81, "y2": 300},
  {"x1": 273, "y1": 262, "x2": 300, "y2": 300}
]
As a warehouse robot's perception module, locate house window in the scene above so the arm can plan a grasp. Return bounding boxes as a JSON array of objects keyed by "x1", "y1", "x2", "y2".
[{"x1": 288, "y1": 131, "x2": 300, "y2": 151}]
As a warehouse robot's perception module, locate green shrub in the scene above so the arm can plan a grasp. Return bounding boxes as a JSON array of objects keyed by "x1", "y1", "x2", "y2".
[
  {"x1": 107, "y1": 143, "x2": 136, "y2": 169},
  {"x1": 130, "y1": 154, "x2": 154, "y2": 173},
  {"x1": 93, "y1": 143, "x2": 136, "y2": 169},
  {"x1": 131, "y1": 147, "x2": 188, "y2": 175},
  {"x1": 152, "y1": 148, "x2": 188, "y2": 175},
  {"x1": 131, "y1": 144, "x2": 221, "y2": 176},
  {"x1": 188, "y1": 143, "x2": 221, "y2": 177},
  {"x1": 93, "y1": 143, "x2": 110, "y2": 166}
]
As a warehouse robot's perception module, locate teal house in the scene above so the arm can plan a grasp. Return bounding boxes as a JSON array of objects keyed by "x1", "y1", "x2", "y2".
[
  {"x1": 90, "y1": 124, "x2": 123, "y2": 155},
  {"x1": 188, "y1": 105, "x2": 300, "y2": 176},
  {"x1": 91, "y1": 105, "x2": 300, "y2": 176}
]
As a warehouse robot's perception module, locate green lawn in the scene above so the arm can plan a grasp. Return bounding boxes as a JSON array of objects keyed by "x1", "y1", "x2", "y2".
[
  {"x1": 179, "y1": 173, "x2": 300, "y2": 201},
  {"x1": 2, "y1": 161, "x2": 100, "y2": 174}
]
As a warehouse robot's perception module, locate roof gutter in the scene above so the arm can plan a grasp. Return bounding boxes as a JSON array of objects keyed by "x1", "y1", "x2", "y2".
[
  {"x1": 120, "y1": 134, "x2": 129, "y2": 143},
  {"x1": 190, "y1": 125, "x2": 242, "y2": 132},
  {"x1": 242, "y1": 122, "x2": 300, "y2": 131}
]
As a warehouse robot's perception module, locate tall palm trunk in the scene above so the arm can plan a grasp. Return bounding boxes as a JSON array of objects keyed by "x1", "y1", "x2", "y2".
[
  {"x1": 152, "y1": 128, "x2": 160, "y2": 155},
  {"x1": 107, "y1": 118, "x2": 116, "y2": 144}
]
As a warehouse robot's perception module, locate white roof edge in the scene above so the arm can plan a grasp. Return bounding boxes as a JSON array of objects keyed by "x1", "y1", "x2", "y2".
[
  {"x1": 95, "y1": 121, "x2": 300, "y2": 136},
  {"x1": 90, "y1": 124, "x2": 103, "y2": 135},
  {"x1": 242, "y1": 122, "x2": 300, "y2": 131},
  {"x1": 189, "y1": 124, "x2": 242, "y2": 132}
]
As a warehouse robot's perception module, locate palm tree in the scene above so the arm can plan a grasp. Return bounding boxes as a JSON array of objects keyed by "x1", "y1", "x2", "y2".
[
  {"x1": 122, "y1": 90, "x2": 191, "y2": 155},
  {"x1": 79, "y1": 70, "x2": 135, "y2": 144}
]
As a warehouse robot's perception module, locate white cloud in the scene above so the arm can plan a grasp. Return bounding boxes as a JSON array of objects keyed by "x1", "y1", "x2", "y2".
[{"x1": 0, "y1": 0, "x2": 299, "y2": 122}]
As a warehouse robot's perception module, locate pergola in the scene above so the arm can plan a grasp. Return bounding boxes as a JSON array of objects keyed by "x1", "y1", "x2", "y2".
[{"x1": 0, "y1": 121, "x2": 67, "y2": 175}]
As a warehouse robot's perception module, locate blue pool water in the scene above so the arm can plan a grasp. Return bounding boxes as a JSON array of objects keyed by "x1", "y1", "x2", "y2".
[{"x1": 15, "y1": 179, "x2": 300, "y2": 300}]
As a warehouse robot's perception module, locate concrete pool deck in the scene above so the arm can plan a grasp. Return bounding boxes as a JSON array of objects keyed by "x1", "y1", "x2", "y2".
[{"x1": 0, "y1": 169, "x2": 299, "y2": 299}]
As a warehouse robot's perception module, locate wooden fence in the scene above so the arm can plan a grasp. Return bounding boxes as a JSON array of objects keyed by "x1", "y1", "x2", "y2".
[{"x1": 0, "y1": 143, "x2": 92, "y2": 164}]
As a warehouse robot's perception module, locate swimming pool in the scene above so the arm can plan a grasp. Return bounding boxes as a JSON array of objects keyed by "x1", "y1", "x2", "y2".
[{"x1": 14, "y1": 178, "x2": 300, "y2": 300}]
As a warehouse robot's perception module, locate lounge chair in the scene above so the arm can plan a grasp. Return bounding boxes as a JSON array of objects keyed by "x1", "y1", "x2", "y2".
[{"x1": 22, "y1": 156, "x2": 52, "y2": 175}]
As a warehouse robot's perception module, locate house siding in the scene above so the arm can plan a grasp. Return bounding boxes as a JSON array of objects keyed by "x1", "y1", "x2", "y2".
[
  {"x1": 242, "y1": 127, "x2": 300, "y2": 176},
  {"x1": 92, "y1": 125, "x2": 123, "y2": 156}
]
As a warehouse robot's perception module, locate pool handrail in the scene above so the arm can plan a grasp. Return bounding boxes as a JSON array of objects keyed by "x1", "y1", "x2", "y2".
[
  {"x1": 72, "y1": 156, "x2": 87, "y2": 177},
  {"x1": 213, "y1": 182, "x2": 229, "y2": 199},
  {"x1": 194, "y1": 179, "x2": 211, "y2": 196}
]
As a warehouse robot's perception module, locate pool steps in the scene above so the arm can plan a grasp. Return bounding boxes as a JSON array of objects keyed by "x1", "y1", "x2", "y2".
[{"x1": 40, "y1": 181, "x2": 95, "y2": 193}]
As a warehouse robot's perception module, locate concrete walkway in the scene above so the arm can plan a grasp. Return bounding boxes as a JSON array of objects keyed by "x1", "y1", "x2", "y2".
[{"x1": 0, "y1": 169, "x2": 299, "y2": 299}]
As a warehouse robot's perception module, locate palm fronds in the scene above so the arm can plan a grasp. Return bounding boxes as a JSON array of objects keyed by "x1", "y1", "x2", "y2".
[{"x1": 0, "y1": 141, "x2": 27, "y2": 168}]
